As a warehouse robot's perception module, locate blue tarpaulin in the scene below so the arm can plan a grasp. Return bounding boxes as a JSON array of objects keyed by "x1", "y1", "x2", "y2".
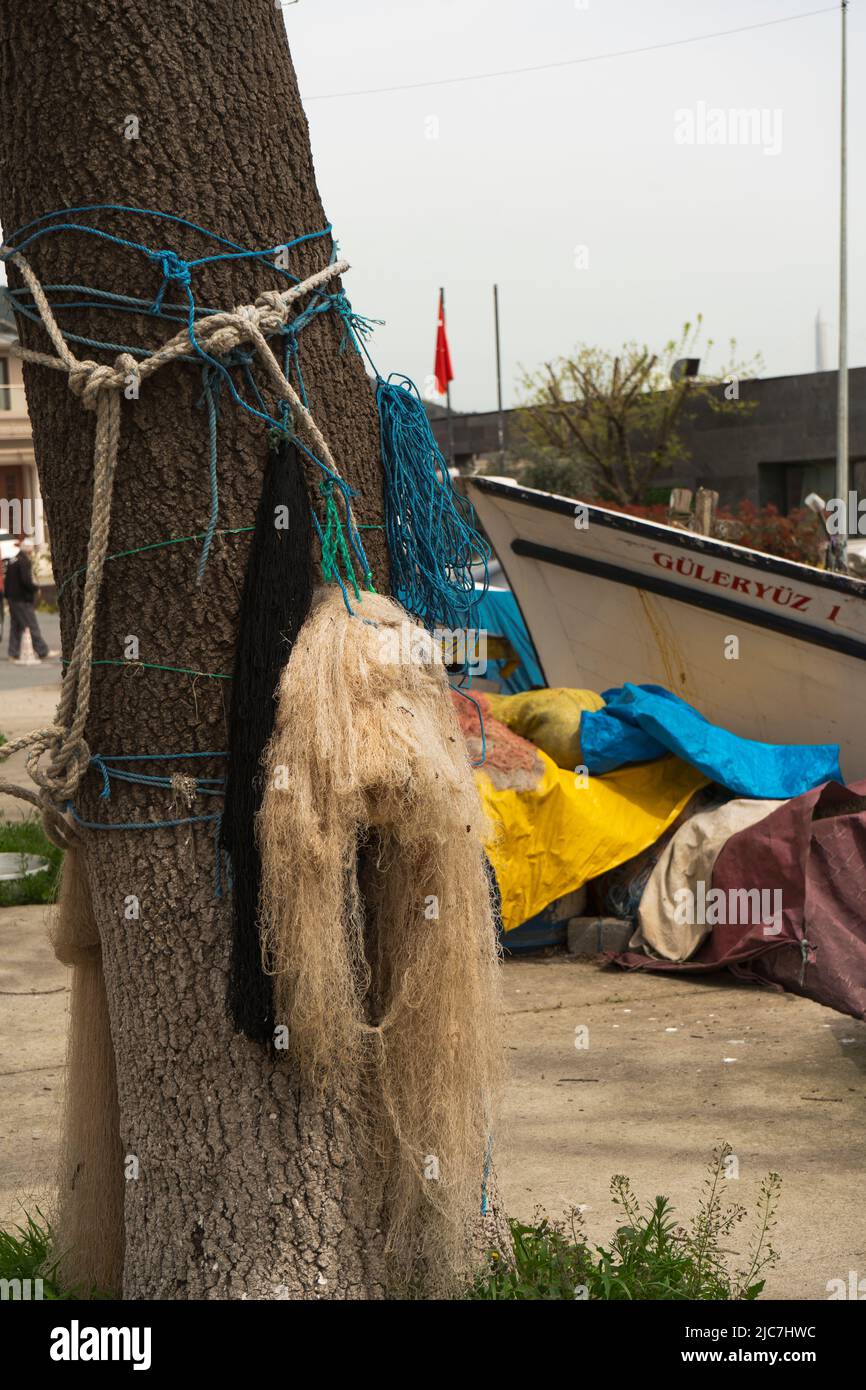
[
  {"x1": 580, "y1": 683, "x2": 841, "y2": 799},
  {"x1": 472, "y1": 586, "x2": 544, "y2": 693}
]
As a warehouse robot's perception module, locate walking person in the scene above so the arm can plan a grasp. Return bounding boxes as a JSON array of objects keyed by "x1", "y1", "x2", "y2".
[{"x1": 5, "y1": 538, "x2": 49, "y2": 661}]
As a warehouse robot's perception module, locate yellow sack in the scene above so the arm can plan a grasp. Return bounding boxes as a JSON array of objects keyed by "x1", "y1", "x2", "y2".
[
  {"x1": 477, "y1": 751, "x2": 707, "y2": 933},
  {"x1": 486, "y1": 688, "x2": 605, "y2": 771}
]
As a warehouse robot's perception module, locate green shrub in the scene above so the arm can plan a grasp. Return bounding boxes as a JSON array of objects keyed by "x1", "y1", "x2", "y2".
[
  {"x1": 0, "y1": 1212, "x2": 114, "y2": 1300},
  {"x1": 0, "y1": 1212, "x2": 68, "y2": 1300},
  {"x1": 468, "y1": 1145, "x2": 781, "y2": 1300}
]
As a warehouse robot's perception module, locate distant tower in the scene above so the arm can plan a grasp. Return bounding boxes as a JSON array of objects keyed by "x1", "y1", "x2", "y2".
[{"x1": 815, "y1": 309, "x2": 828, "y2": 372}]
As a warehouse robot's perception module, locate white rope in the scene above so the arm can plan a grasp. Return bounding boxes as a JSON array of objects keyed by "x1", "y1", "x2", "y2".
[{"x1": 0, "y1": 251, "x2": 352, "y2": 841}]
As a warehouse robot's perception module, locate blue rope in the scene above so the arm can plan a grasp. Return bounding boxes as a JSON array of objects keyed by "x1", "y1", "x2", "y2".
[
  {"x1": 450, "y1": 683, "x2": 487, "y2": 768},
  {"x1": 213, "y1": 812, "x2": 229, "y2": 900},
  {"x1": 88, "y1": 750, "x2": 227, "y2": 802},
  {"x1": 2, "y1": 204, "x2": 331, "y2": 288},
  {"x1": 1, "y1": 206, "x2": 337, "y2": 459},
  {"x1": 67, "y1": 802, "x2": 221, "y2": 832},
  {"x1": 90, "y1": 751, "x2": 228, "y2": 760},
  {"x1": 70, "y1": 750, "x2": 229, "y2": 894},
  {"x1": 92, "y1": 764, "x2": 225, "y2": 800},
  {"x1": 67, "y1": 799, "x2": 227, "y2": 897},
  {"x1": 2, "y1": 204, "x2": 487, "y2": 622},
  {"x1": 376, "y1": 374, "x2": 489, "y2": 631},
  {"x1": 2, "y1": 279, "x2": 347, "y2": 359},
  {"x1": 1, "y1": 205, "x2": 376, "y2": 595}
]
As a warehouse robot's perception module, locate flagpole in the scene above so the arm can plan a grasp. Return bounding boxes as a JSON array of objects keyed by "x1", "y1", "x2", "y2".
[
  {"x1": 494, "y1": 283, "x2": 505, "y2": 456},
  {"x1": 441, "y1": 285, "x2": 455, "y2": 469},
  {"x1": 836, "y1": 0, "x2": 849, "y2": 566}
]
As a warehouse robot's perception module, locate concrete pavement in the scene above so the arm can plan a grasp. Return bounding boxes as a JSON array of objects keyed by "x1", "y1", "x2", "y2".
[
  {"x1": 0, "y1": 609, "x2": 61, "y2": 693},
  {"x1": 0, "y1": 611, "x2": 62, "y2": 821},
  {"x1": 1, "y1": 909, "x2": 864, "y2": 1300}
]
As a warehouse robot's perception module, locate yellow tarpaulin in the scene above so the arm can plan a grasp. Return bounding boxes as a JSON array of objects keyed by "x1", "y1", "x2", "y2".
[
  {"x1": 486, "y1": 687, "x2": 605, "y2": 771},
  {"x1": 477, "y1": 752, "x2": 708, "y2": 932}
]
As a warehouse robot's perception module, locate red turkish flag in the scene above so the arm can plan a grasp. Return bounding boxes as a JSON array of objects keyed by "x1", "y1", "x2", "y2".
[{"x1": 434, "y1": 290, "x2": 454, "y2": 395}]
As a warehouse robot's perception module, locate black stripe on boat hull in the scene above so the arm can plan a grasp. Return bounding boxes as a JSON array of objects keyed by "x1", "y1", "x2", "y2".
[
  {"x1": 510, "y1": 538, "x2": 866, "y2": 665},
  {"x1": 470, "y1": 476, "x2": 866, "y2": 599}
]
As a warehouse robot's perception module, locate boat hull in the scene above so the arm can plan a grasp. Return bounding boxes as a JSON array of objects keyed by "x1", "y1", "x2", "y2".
[{"x1": 467, "y1": 477, "x2": 866, "y2": 781}]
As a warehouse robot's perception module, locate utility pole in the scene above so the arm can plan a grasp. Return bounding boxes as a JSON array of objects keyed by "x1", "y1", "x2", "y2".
[
  {"x1": 441, "y1": 284, "x2": 455, "y2": 469},
  {"x1": 493, "y1": 283, "x2": 505, "y2": 456},
  {"x1": 835, "y1": 0, "x2": 849, "y2": 566},
  {"x1": 815, "y1": 309, "x2": 827, "y2": 372}
]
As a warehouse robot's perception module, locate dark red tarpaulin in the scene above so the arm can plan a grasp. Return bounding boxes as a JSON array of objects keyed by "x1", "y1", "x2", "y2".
[{"x1": 611, "y1": 778, "x2": 866, "y2": 1021}]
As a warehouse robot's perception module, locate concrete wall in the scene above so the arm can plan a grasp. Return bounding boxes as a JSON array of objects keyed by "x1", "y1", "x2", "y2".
[{"x1": 430, "y1": 367, "x2": 866, "y2": 509}]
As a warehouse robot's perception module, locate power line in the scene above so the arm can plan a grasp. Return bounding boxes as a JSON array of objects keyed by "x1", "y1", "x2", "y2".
[{"x1": 306, "y1": 5, "x2": 841, "y2": 101}]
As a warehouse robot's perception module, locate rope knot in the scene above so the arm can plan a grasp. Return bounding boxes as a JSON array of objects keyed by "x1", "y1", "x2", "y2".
[
  {"x1": 147, "y1": 248, "x2": 192, "y2": 288},
  {"x1": 170, "y1": 773, "x2": 198, "y2": 811},
  {"x1": 42, "y1": 735, "x2": 92, "y2": 801},
  {"x1": 115, "y1": 351, "x2": 139, "y2": 382},
  {"x1": 67, "y1": 359, "x2": 119, "y2": 411},
  {"x1": 255, "y1": 288, "x2": 290, "y2": 325},
  {"x1": 146, "y1": 248, "x2": 192, "y2": 314}
]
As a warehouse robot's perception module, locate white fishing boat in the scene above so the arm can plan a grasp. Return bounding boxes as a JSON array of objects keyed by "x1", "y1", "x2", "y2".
[{"x1": 466, "y1": 476, "x2": 866, "y2": 781}]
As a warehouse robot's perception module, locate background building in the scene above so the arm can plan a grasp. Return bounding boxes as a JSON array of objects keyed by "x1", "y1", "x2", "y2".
[
  {"x1": 0, "y1": 325, "x2": 45, "y2": 550},
  {"x1": 431, "y1": 368, "x2": 866, "y2": 511}
]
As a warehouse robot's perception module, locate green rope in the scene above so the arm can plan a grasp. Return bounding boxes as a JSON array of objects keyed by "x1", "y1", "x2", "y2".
[
  {"x1": 63, "y1": 658, "x2": 232, "y2": 680},
  {"x1": 56, "y1": 526, "x2": 255, "y2": 598},
  {"x1": 319, "y1": 488, "x2": 357, "y2": 598},
  {"x1": 56, "y1": 523, "x2": 384, "y2": 599}
]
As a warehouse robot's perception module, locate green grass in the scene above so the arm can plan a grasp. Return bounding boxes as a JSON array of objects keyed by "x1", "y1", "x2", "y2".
[
  {"x1": 0, "y1": 1212, "x2": 69, "y2": 1299},
  {"x1": 0, "y1": 816, "x2": 63, "y2": 907},
  {"x1": 0, "y1": 1212, "x2": 113, "y2": 1300},
  {"x1": 468, "y1": 1145, "x2": 781, "y2": 1300}
]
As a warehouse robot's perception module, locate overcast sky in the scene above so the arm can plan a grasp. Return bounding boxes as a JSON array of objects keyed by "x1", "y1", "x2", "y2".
[{"x1": 282, "y1": 0, "x2": 863, "y2": 412}]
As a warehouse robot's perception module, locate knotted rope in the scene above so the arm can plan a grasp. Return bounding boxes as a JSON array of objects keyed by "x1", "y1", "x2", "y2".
[{"x1": 0, "y1": 249, "x2": 351, "y2": 843}]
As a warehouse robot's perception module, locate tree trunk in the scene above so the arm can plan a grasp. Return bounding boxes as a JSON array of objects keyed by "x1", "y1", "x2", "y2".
[{"x1": 0, "y1": 0, "x2": 404, "y2": 1298}]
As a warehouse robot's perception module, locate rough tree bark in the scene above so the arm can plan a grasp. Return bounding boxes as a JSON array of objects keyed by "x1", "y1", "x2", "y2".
[{"x1": 0, "y1": 0, "x2": 411, "y2": 1298}]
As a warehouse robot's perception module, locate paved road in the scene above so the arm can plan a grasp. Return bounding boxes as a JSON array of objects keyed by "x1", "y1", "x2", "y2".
[{"x1": 0, "y1": 610, "x2": 61, "y2": 693}]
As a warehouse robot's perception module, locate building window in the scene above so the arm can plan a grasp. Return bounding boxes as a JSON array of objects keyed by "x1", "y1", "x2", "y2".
[{"x1": 0, "y1": 356, "x2": 10, "y2": 410}]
